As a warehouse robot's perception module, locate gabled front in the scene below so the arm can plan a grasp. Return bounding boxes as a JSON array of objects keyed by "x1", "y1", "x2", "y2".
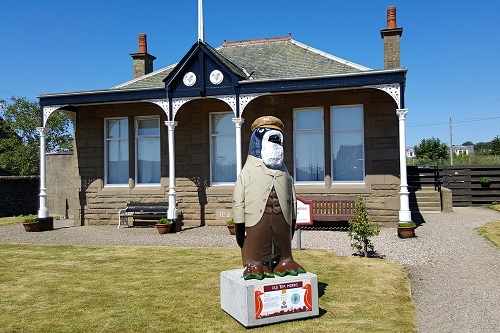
[{"x1": 163, "y1": 41, "x2": 248, "y2": 98}]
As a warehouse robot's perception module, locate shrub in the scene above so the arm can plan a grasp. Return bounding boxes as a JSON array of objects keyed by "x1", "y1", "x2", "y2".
[{"x1": 348, "y1": 197, "x2": 380, "y2": 257}]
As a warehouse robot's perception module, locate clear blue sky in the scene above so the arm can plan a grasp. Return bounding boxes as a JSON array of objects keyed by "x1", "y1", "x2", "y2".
[{"x1": 1, "y1": 0, "x2": 499, "y2": 147}]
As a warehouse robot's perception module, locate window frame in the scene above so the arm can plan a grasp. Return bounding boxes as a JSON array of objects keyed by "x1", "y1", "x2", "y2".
[
  {"x1": 330, "y1": 104, "x2": 365, "y2": 184},
  {"x1": 104, "y1": 117, "x2": 129, "y2": 187},
  {"x1": 134, "y1": 116, "x2": 161, "y2": 186},
  {"x1": 293, "y1": 107, "x2": 325, "y2": 184},
  {"x1": 209, "y1": 111, "x2": 236, "y2": 186}
]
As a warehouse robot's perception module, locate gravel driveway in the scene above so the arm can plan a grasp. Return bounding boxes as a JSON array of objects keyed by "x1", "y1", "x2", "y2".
[{"x1": 1, "y1": 206, "x2": 499, "y2": 332}]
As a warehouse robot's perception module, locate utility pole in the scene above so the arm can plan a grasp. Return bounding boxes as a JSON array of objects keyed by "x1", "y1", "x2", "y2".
[{"x1": 449, "y1": 117, "x2": 453, "y2": 165}]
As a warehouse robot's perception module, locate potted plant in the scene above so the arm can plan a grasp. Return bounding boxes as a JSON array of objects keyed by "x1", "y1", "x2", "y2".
[
  {"x1": 480, "y1": 177, "x2": 491, "y2": 188},
  {"x1": 155, "y1": 217, "x2": 173, "y2": 234},
  {"x1": 397, "y1": 221, "x2": 416, "y2": 238},
  {"x1": 227, "y1": 218, "x2": 235, "y2": 235},
  {"x1": 22, "y1": 216, "x2": 40, "y2": 232}
]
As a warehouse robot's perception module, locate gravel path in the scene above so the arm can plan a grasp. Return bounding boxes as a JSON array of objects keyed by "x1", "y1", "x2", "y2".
[{"x1": 1, "y1": 206, "x2": 499, "y2": 332}]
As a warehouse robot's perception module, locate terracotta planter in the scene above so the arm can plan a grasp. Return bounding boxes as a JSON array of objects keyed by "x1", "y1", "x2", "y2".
[
  {"x1": 156, "y1": 223, "x2": 172, "y2": 234},
  {"x1": 23, "y1": 222, "x2": 40, "y2": 232},
  {"x1": 227, "y1": 225, "x2": 235, "y2": 235},
  {"x1": 397, "y1": 226, "x2": 416, "y2": 239}
]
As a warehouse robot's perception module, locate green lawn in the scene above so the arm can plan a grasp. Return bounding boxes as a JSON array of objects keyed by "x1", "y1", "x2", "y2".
[
  {"x1": 0, "y1": 215, "x2": 37, "y2": 226},
  {"x1": 476, "y1": 204, "x2": 500, "y2": 249},
  {"x1": 0, "y1": 244, "x2": 416, "y2": 333}
]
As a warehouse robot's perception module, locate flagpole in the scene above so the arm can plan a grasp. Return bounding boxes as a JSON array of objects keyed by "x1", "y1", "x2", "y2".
[{"x1": 198, "y1": 0, "x2": 204, "y2": 42}]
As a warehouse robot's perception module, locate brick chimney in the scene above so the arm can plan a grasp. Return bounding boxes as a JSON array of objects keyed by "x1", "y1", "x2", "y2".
[
  {"x1": 130, "y1": 33, "x2": 156, "y2": 79},
  {"x1": 380, "y1": 6, "x2": 403, "y2": 69}
]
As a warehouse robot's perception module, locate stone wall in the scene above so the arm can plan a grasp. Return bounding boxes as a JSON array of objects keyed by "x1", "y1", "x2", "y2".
[
  {"x1": 0, "y1": 176, "x2": 39, "y2": 217},
  {"x1": 71, "y1": 89, "x2": 402, "y2": 226},
  {"x1": 46, "y1": 152, "x2": 80, "y2": 221}
]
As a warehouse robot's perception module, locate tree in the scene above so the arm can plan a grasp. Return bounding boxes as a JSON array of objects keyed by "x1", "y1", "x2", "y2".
[
  {"x1": 347, "y1": 197, "x2": 380, "y2": 257},
  {"x1": 414, "y1": 137, "x2": 448, "y2": 161},
  {"x1": 462, "y1": 141, "x2": 474, "y2": 146},
  {"x1": 491, "y1": 136, "x2": 500, "y2": 155},
  {"x1": 0, "y1": 96, "x2": 73, "y2": 175}
]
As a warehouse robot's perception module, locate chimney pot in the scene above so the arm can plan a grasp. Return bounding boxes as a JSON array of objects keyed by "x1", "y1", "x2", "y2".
[
  {"x1": 138, "y1": 33, "x2": 147, "y2": 53},
  {"x1": 386, "y1": 6, "x2": 397, "y2": 29}
]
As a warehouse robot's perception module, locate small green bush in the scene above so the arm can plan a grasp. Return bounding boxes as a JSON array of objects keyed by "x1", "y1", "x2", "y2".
[
  {"x1": 23, "y1": 216, "x2": 37, "y2": 223},
  {"x1": 348, "y1": 197, "x2": 380, "y2": 257},
  {"x1": 397, "y1": 221, "x2": 416, "y2": 227},
  {"x1": 157, "y1": 218, "x2": 172, "y2": 224}
]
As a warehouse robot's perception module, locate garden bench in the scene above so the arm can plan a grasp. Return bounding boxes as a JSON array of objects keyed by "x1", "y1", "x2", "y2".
[
  {"x1": 302, "y1": 196, "x2": 356, "y2": 223},
  {"x1": 118, "y1": 201, "x2": 171, "y2": 229}
]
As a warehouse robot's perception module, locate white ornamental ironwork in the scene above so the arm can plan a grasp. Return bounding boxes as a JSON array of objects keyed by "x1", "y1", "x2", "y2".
[
  {"x1": 43, "y1": 105, "x2": 67, "y2": 126},
  {"x1": 371, "y1": 83, "x2": 401, "y2": 108},
  {"x1": 215, "y1": 95, "x2": 237, "y2": 116},
  {"x1": 145, "y1": 99, "x2": 170, "y2": 120},
  {"x1": 239, "y1": 93, "x2": 264, "y2": 115},
  {"x1": 172, "y1": 97, "x2": 195, "y2": 120}
]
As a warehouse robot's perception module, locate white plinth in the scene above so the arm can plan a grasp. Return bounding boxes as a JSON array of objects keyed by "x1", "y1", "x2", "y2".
[{"x1": 220, "y1": 269, "x2": 319, "y2": 327}]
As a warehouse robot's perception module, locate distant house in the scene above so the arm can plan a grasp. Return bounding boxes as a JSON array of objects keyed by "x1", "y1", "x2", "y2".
[
  {"x1": 453, "y1": 145, "x2": 474, "y2": 156},
  {"x1": 39, "y1": 6, "x2": 411, "y2": 226}
]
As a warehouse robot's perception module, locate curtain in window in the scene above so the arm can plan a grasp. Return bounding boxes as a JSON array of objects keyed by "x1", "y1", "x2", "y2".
[
  {"x1": 136, "y1": 118, "x2": 160, "y2": 184},
  {"x1": 331, "y1": 106, "x2": 364, "y2": 181},
  {"x1": 294, "y1": 109, "x2": 325, "y2": 181},
  {"x1": 211, "y1": 113, "x2": 236, "y2": 183},
  {"x1": 106, "y1": 118, "x2": 129, "y2": 184}
]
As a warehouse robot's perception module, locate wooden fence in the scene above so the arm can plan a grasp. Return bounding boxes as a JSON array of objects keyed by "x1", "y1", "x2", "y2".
[{"x1": 407, "y1": 165, "x2": 500, "y2": 206}]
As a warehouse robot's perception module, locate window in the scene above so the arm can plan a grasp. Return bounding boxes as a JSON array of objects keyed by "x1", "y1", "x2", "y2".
[
  {"x1": 331, "y1": 105, "x2": 364, "y2": 182},
  {"x1": 135, "y1": 117, "x2": 160, "y2": 185},
  {"x1": 210, "y1": 112, "x2": 236, "y2": 184},
  {"x1": 294, "y1": 108, "x2": 325, "y2": 182},
  {"x1": 105, "y1": 118, "x2": 129, "y2": 185}
]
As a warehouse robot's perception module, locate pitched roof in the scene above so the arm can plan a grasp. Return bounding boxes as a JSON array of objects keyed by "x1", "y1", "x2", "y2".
[{"x1": 113, "y1": 34, "x2": 370, "y2": 90}]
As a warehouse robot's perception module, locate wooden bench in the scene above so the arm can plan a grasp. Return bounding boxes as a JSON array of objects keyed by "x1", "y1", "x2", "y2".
[
  {"x1": 302, "y1": 196, "x2": 356, "y2": 223},
  {"x1": 118, "y1": 202, "x2": 171, "y2": 229}
]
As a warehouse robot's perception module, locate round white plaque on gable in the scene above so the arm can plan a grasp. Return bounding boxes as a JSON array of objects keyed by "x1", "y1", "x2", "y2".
[
  {"x1": 210, "y1": 70, "x2": 224, "y2": 85},
  {"x1": 183, "y1": 72, "x2": 197, "y2": 87}
]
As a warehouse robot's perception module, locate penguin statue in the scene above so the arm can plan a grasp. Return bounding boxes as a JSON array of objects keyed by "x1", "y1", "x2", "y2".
[{"x1": 232, "y1": 115, "x2": 306, "y2": 280}]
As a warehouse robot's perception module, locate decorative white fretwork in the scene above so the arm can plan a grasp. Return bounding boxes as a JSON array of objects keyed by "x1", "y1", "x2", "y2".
[
  {"x1": 239, "y1": 93, "x2": 264, "y2": 116},
  {"x1": 43, "y1": 105, "x2": 68, "y2": 126},
  {"x1": 145, "y1": 99, "x2": 170, "y2": 120},
  {"x1": 370, "y1": 83, "x2": 401, "y2": 108},
  {"x1": 172, "y1": 97, "x2": 195, "y2": 120},
  {"x1": 215, "y1": 95, "x2": 237, "y2": 116}
]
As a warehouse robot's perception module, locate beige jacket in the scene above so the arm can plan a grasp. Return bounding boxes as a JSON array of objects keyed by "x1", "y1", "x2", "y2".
[{"x1": 232, "y1": 155, "x2": 297, "y2": 227}]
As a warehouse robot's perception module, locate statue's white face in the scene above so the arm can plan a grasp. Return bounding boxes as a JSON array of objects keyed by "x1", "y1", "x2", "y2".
[{"x1": 261, "y1": 129, "x2": 284, "y2": 170}]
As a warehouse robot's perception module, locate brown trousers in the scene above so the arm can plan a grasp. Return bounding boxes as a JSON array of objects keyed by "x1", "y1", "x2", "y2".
[{"x1": 241, "y1": 189, "x2": 292, "y2": 266}]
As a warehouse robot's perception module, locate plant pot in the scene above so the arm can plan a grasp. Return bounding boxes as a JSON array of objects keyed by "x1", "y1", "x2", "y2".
[
  {"x1": 23, "y1": 222, "x2": 40, "y2": 232},
  {"x1": 156, "y1": 224, "x2": 172, "y2": 234},
  {"x1": 481, "y1": 183, "x2": 491, "y2": 188},
  {"x1": 227, "y1": 225, "x2": 235, "y2": 235},
  {"x1": 397, "y1": 226, "x2": 416, "y2": 239}
]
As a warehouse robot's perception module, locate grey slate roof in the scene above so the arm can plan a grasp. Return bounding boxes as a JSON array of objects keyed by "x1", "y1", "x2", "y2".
[{"x1": 113, "y1": 35, "x2": 371, "y2": 90}]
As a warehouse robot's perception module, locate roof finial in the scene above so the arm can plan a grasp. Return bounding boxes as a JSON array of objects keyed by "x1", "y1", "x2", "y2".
[{"x1": 198, "y1": 0, "x2": 205, "y2": 42}]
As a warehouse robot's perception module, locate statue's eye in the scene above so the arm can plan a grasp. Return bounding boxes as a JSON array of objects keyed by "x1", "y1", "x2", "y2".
[{"x1": 258, "y1": 128, "x2": 265, "y2": 133}]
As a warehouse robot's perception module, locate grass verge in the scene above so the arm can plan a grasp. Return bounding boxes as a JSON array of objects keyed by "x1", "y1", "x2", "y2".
[
  {"x1": 0, "y1": 244, "x2": 416, "y2": 333},
  {"x1": 476, "y1": 220, "x2": 500, "y2": 249},
  {"x1": 0, "y1": 215, "x2": 38, "y2": 226}
]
